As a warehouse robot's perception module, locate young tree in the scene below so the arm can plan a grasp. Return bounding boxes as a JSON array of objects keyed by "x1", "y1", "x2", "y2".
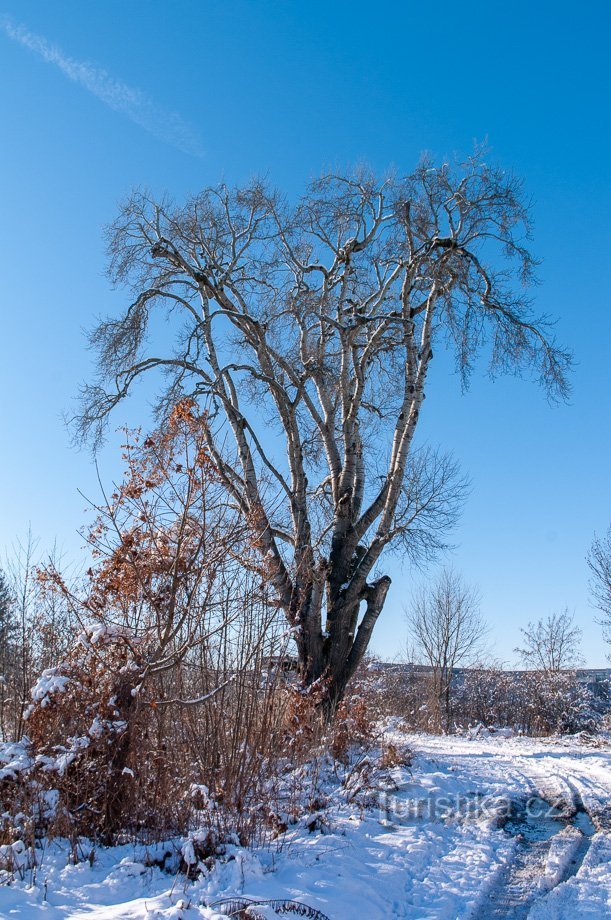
[
  {"x1": 43, "y1": 400, "x2": 271, "y2": 700},
  {"x1": 515, "y1": 608, "x2": 583, "y2": 673},
  {"x1": 0, "y1": 568, "x2": 14, "y2": 657},
  {"x1": 406, "y1": 569, "x2": 486, "y2": 731},
  {"x1": 76, "y1": 153, "x2": 570, "y2": 709},
  {"x1": 4, "y1": 531, "x2": 42, "y2": 740},
  {"x1": 0, "y1": 568, "x2": 16, "y2": 739},
  {"x1": 588, "y1": 526, "x2": 611, "y2": 643}
]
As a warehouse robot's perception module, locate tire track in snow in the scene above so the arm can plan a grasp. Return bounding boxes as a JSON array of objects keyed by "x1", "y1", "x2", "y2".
[
  {"x1": 403, "y1": 737, "x2": 610, "y2": 918},
  {"x1": 563, "y1": 770, "x2": 611, "y2": 832},
  {"x1": 470, "y1": 793, "x2": 595, "y2": 919},
  {"x1": 476, "y1": 836, "x2": 551, "y2": 919}
]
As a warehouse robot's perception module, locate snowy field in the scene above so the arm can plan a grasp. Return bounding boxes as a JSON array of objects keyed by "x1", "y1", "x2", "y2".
[{"x1": 1, "y1": 731, "x2": 610, "y2": 919}]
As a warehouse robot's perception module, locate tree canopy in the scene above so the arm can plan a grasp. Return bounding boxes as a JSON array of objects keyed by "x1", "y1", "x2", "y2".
[{"x1": 77, "y1": 152, "x2": 571, "y2": 705}]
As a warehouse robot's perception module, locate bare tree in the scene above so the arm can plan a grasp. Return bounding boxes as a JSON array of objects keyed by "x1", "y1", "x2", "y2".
[
  {"x1": 0, "y1": 534, "x2": 76, "y2": 741},
  {"x1": 515, "y1": 608, "x2": 583, "y2": 673},
  {"x1": 76, "y1": 152, "x2": 570, "y2": 709},
  {"x1": 588, "y1": 526, "x2": 611, "y2": 644},
  {"x1": 0, "y1": 568, "x2": 16, "y2": 740},
  {"x1": 406, "y1": 569, "x2": 486, "y2": 731},
  {"x1": 4, "y1": 530, "x2": 41, "y2": 740}
]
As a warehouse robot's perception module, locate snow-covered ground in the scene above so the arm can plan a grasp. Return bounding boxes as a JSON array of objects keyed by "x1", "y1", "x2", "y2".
[{"x1": 1, "y1": 730, "x2": 610, "y2": 919}]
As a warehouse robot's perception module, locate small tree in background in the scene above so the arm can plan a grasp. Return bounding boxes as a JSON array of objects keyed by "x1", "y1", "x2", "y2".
[
  {"x1": 0, "y1": 569, "x2": 16, "y2": 739},
  {"x1": 0, "y1": 536, "x2": 75, "y2": 742},
  {"x1": 406, "y1": 569, "x2": 486, "y2": 732},
  {"x1": 588, "y1": 525, "x2": 611, "y2": 649},
  {"x1": 515, "y1": 608, "x2": 583, "y2": 673}
]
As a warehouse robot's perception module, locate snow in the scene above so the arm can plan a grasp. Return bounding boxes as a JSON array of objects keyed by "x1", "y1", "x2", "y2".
[
  {"x1": 1, "y1": 730, "x2": 611, "y2": 918},
  {"x1": 28, "y1": 668, "x2": 72, "y2": 709},
  {"x1": 80, "y1": 624, "x2": 137, "y2": 648},
  {"x1": 529, "y1": 835, "x2": 611, "y2": 918},
  {"x1": 0, "y1": 739, "x2": 32, "y2": 781}
]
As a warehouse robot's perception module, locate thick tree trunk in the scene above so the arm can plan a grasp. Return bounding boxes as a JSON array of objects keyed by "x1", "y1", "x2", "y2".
[{"x1": 296, "y1": 571, "x2": 392, "y2": 719}]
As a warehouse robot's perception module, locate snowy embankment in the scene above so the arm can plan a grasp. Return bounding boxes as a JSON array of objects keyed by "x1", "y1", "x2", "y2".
[{"x1": 1, "y1": 730, "x2": 611, "y2": 919}]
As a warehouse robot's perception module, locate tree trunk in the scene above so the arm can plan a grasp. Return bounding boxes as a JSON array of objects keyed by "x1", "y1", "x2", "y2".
[
  {"x1": 443, "y1": 679, "x2": 452, "y2": 734},
  {"x1": 297, "y1": 572, "x2": 392, "y2": 719},
  {"x1": 100, "y1": 676, "x2": 138, "y2": 842}
]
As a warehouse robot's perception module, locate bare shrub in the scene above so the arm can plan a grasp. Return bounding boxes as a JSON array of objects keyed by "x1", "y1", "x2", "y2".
[
  {"x1": 0, "y1": 537, "x2": 75, "y2": 743},
  {"x1": 330, "y1": 696, "x2": 375, "y2": 765},
  {"x1": 349, "y1": 654, "x2": 606, "y2": 738},
  {"x1": 453, "y1": 666, "x2": 605, "y2": 736},
  {"x1": 5, "y1": 593, "x2": 292, "y2": 849}
]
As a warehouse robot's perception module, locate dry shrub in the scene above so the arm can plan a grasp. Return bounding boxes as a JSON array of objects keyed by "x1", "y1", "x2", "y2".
[
  {"x1": 379, "y1": 741, "x2": 412, "y2": 770},
  {"x1": 3, "y1": 615, "x2": 294, "y2": 851},
  {"x1": 25, "y1": 631, "x2": 144, "y2": 842},
  {"x1": 2, "y1": 641, "x2": 408, "y2": 874},
  {"x1": 4, "y1": 589, "x2": 293, "y2": 852},
  {"x1": 330, "y1": 697, "x2": 375, "y2": 765},
  {"x1": 281, "y1": 683, "x2": 327, "y2": 761},
  {"x1": 0, "y1": 402, "x2": 298, "y2": 849},
  {"x1": 350, "y1": 657, "x2": 608, "y2": 737},
  {"x1": 277, "y1": 678, "x2": 377, "y2": 771},
  {"x1": 340, "y1": 658, "x2": 430, "y2": 728},
  {"x1": 452, "y1": 667, "x2": 607, "y2": 735}
]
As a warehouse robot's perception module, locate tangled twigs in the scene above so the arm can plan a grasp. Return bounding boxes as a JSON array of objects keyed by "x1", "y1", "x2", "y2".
[{"x1": 210, "y1": 896, "x2": 330, "y2": 919}]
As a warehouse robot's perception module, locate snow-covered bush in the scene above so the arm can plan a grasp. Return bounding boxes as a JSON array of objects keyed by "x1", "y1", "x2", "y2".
[
  {"x1": 23, "y1": 628, "x2": 147, "y2": 842},
  {"x1": 350, "y1": 659, "x2": 438, "y2": 732},
  {"x1": 354, "y1": 659, "x2": 609, "y2": 737},
  {"x1": 454, "y1": 667, "x2": 608, "y2": 736},
  {"x1": 1, "y1": 625, "x2": 298, "y2": 850},
  {"x1": 0, "y1": 545, "x2": 76, "y2": 745}
]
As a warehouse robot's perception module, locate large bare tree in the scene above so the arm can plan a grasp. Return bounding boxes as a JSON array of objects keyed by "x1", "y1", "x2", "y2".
[{"x1": 77, "y1": 153, "x2": 570, "y2": 708}]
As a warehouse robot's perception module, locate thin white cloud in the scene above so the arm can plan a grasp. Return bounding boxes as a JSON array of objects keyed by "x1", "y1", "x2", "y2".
[{"x1": 1, "y1": 16, "x2": 204, "y2": 157}]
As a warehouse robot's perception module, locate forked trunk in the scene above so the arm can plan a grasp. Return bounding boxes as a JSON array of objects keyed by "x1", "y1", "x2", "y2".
[{"x1": 296, "y1": 574, "x2": 392, "y2": 721}]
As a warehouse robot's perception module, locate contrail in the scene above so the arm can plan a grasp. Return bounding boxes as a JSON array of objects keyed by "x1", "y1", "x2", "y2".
[{"x1": 1, "y1": 16, "x2": 204, "y2": 157}]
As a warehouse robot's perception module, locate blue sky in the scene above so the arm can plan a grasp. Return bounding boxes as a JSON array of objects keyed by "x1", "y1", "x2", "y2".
[{"x1": 0, "y1": 0, "x2": 609, "y2": 665}]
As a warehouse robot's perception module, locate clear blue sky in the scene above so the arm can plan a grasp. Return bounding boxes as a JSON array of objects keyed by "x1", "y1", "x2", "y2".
[{"x1": 1, "y1": 0, "x2": 610, "y2": 665}]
